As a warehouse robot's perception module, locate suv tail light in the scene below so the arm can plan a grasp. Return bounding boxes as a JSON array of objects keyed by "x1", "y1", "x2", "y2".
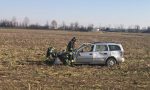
[{"x1": 120, "y1": 51, "x2": 124, "y2": 57}]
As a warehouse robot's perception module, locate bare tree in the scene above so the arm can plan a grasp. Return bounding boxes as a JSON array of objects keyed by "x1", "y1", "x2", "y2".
[
  {"x1": 70, "y1": 23, "x2": 74, "y2": 30},
  {"x1": 118, "y1": 24, "x2": 124, "y2": 29},
  {"x1": 59, "y1": 21, "x2": 67, "y2": 30},
  {"x1": 62, "y1": 22, "x2": 66, "y2": 30},
  {"x1": 11, "y1": 16, "x2": 17, "y2": 27},
  {"x1": 146, "y1": 27, "x2": 150, "y2": 33},
  {"x1": 23, "y1": 17, "x2": 30, "y2": 28},
  {"x1": 51, "y1": 20, "x2": 57, "y2": 29},
  {"x1": 87, "y1": 24, "x2": 94, "y2": 31},
  {"x1": 147, "y1": 27, "x2": 150, "y2": 29},
  {"x1": 74, "y1": 22, "x2": 79, "y2": 30},
  {"x1": 135, "y1": 25, "x2": 140, "y2": 30},
  {"x1": 44, "y1": 21, "x2": 49, "y2": 29}
]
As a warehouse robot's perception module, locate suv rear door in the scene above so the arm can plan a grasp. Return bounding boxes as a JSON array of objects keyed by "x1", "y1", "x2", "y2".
[{"x1": 108, "y1": 44, "x2": 123, "y2": 58}]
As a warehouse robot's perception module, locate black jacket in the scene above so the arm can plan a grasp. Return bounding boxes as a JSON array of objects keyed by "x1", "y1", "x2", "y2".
[{"x1": 66, "y1": 40, "x2": 75, "y2": 52}]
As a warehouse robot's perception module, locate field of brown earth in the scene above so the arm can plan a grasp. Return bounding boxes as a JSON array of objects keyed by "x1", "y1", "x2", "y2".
[{"x1": 0, "y1": 29, "x2": 149, "y2": 90}]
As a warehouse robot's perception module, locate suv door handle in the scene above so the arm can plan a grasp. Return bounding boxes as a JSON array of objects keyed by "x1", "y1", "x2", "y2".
[
  {"x1": 89, "y1": 53, "x2": 93, "y2": 55},
  {"x1": 99, "y1": 53, "x2": 107, "y2": 55},
  {"x1": 103, "y1": 53, "x2": 107, "y2": 55}
]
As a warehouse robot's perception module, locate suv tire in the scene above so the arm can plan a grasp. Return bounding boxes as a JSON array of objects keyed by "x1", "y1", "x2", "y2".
[{"x1": 106, "y1": 58, "x2": 117, "y2": 67}]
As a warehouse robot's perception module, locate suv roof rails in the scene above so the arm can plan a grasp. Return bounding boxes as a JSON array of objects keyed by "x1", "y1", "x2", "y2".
[{"x1": 93, "y1": 42, "x2": 117, "y2": 44}]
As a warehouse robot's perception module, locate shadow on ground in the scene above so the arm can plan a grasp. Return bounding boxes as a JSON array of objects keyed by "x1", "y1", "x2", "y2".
[
  {"x1": 17, "y1": 60, "x2": 58, "y2": 66},
  {"x1": 18, "y1": 60, "x2": 106, "y2": 67}
]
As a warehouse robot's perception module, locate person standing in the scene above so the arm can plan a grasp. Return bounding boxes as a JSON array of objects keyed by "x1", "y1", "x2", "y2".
[
  {"x1": 66, "y1": 37, "x2": 76, "y2": 52},
  {"x1": 66, "y1": 37, "x2": 77, "y2": 65}
]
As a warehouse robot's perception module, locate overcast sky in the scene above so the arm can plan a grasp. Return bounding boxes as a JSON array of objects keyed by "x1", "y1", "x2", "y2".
[{"x1": 0, "y1": 0, "x2": 150, "y2": 27}]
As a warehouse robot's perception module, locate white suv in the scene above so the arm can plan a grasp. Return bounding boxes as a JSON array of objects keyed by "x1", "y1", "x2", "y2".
[{"x1": 74, "y1": 42, "x2": 125, "y2": 66}]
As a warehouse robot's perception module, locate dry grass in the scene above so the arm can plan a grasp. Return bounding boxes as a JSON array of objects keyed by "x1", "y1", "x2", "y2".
[{"x1": 0, "y1": 29, "x2": 150, "y2": 90}]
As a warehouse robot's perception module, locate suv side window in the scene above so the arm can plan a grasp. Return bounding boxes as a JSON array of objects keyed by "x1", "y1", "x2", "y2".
[
  {"x1": 109, "y1": 45, "x2": 121, "y2": 51},
  {"x1": 81, "y1": 45, "x2": 94, "y2": 52},
  {"x1": 96, "y1": 45, "x2": 108, "y2": 51}
]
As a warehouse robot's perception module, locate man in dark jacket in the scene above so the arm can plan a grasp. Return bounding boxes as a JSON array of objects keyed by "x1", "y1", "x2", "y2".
[
  {"x1": 66, "y1": 37, "x2": 76, "y2": 52},
  {"x1": 66, "y1": 37, "x2": 77, "y2": 65}
]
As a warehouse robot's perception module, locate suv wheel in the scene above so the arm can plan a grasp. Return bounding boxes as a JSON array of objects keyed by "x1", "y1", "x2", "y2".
[{"x1": 106, "y1": 58, "x2": 117, "y2": 67}]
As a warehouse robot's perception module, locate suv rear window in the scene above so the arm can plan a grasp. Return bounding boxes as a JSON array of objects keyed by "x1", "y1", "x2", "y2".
[{"x1": 109, "y1": 45, "x2": 121, "y2": 51}]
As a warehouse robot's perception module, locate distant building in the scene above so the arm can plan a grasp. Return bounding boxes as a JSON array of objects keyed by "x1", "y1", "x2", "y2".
[{"x1": 92, "y1": 28, "x2": 100, "y2": 32}]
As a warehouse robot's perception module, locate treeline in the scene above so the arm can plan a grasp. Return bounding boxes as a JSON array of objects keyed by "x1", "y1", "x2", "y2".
[
  {"x1": 102, "y1": 26, "x2": 150, "y2": 33},
  {"x1": 0, "y1": 17, "x2": 94, "y2": 32},
  {"x1": 0, "y1": 17, "x2": 150, "y2": 33}
]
